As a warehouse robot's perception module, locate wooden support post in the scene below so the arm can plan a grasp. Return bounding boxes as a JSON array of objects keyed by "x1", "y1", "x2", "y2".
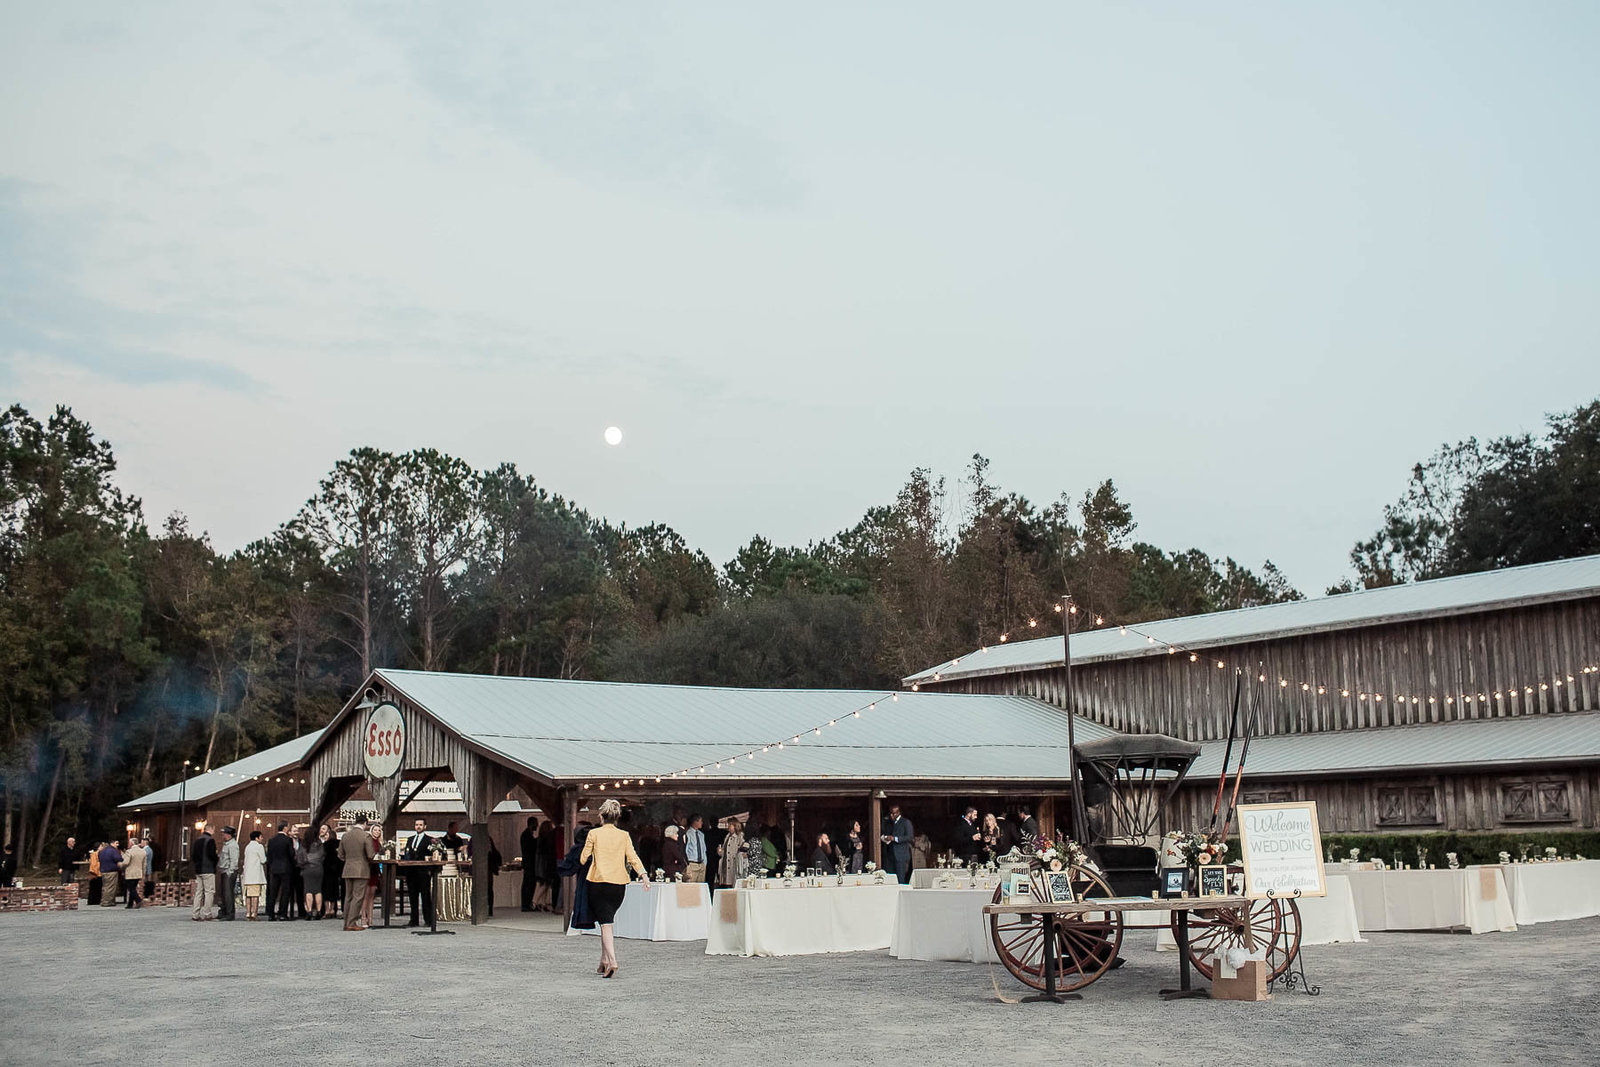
[
  {"x1": 562, "y1": 788, "x2": 579, "y2": 932},
  {"x1": 469, "y1": 820, "x2": 490, "y2": 925},
  {"x1": 868, "y1": 790, "x2": 883, "y2": 870},
  {"x1": 1039, "y1": 795, "x2": 1057, "y2": 840}
]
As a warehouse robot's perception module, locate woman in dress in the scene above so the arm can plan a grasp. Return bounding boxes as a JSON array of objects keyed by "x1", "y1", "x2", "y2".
[
  {"x1": 980, "y1": 813, "x2": 1003, "y2": 861},
  {"x1": 363, "y1": 824, "x2": 384, "y2": 928},
  {"x1": 242, "y1": 830, "x2": 268, "y2": 921},
  {"x1": 715, "y1": 818, "x2": 745, "y2": 887},
  {"x1": 318, "y1": 824, "x2": 342, "y2": 919},
  {"x1": 299, "y1": 825, "x2": 326, "y2": 920},
  {"x1": 844, "y1": 820, "x2": 866, "y2": 873},
  {"x1": 578, "y1": 799, "x2": 650, "y2": 978}
]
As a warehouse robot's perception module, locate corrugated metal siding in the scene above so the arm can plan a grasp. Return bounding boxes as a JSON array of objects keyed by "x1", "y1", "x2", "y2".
[
  {"x1": 365, "y1": 670, "x2": 1115, "y2": 783},
  {"x1": 906, "y1": 554, "x2": 1600, "y2": 684},
  {"x1": 119, "y1": 730, "x2": 324, "y2": 809}
]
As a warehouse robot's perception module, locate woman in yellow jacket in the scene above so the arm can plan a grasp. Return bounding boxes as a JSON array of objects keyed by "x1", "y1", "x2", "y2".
[{"x1": 579, "y1": 798, "x2": 650, "y2": 978}]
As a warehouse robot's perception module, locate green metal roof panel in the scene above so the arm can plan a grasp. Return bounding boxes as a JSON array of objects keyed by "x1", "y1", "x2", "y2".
[
  {"x1": 372, "y1": 669, "x2": 1116, "y2": 783},
  {"x1": 119, "y1": 729, "x2": 325, "y2": 810},
  {"x1": 906, "y1": 554, "x2": 1600, "y2": 685}
]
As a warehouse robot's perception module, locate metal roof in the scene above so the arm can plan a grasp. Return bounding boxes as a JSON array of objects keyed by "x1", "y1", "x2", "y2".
[
  {"x1": 368, "y1": 669, "x2": 1116, "y2": 784},
  {"x1": 119, "y1": 729, "x2": 324, "y2": 810},
  {"x1": 905, "y1": 554, "x2": 1600, "y2": 685},
  {"x1": 1191, "y1": 711, "x2": 1600, "y2": 779}
]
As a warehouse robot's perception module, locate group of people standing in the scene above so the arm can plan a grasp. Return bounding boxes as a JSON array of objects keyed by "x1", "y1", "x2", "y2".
[
  {"x1": 62, "y1": 836, "x2": 156, "y2": 908},
  {"x1": 186, "y1": 821, "x2": 348, "y2": 923}
]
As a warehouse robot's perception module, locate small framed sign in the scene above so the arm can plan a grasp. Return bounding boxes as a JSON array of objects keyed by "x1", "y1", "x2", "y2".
[
  {"x1": 1198, "y1": 865, "x2": 1228, "y2": 897},
  {"x1": 1006, "y1": 872, "x2": 1033, "y2": 901},
  {"x1": 1045, "y1": 871, "x2": 1076, "y2": 903},
  {"x1": 1161, "y1": 868, "x2": 1189, "y2": 898}
]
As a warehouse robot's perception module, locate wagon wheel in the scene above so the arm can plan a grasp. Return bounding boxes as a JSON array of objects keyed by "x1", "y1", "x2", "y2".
[
  {"x1": 1174, "y1": 896, "x2": 1302, "y2": 982},
  {"x1": 989, "y1": 865, "x2": 1123, "y2": 992}
]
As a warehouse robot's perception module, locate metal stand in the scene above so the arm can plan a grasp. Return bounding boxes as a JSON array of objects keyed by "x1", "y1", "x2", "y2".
[
  {"x1": 1019, "y1": 913, "x2": 1082, "y2": 1003},
  {"x1": 1267, "y1": 890, "x2": 1319, "y2": 996},
  {"x1": 412, "y1": 867, "x2": 454, "y2": 935},
  {"x1": 1159, "y1": 907, "x2": 1211, "y2": 1000}
]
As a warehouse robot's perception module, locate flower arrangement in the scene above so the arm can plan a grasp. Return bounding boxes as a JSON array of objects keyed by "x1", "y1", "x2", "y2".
[
  {"x1": 1498, "y1": 851, "x2": 1512, "y2": 865},
  {"x1": 864, "y1": 861, "x2": 877, "y2": 872},
  {"x1": 1416, "y1": 846, "x2": 1429, "y2": 869},
  {"x1": 1445, "y1": 852, "x2": 1459, "y2": 870},
  {"x1": 1348, "y1": 847, "x2": 1361, "y2": 863},
  {"x1": 1327, "y1": 843, "x2": 1342, "y2": 863},
  {"x1": 1518, "y1": 843, "x2": 1531, "y2": 863},
  {"x1": 1544, "y1": 847, "x2": 1558, "y2": 861},
  {"x1": 1172, "y1": 830, "x2": 1230, "y2": 871},
  {"x1": 653, "y1": 868, "x2": 665, "y2": 883},
  {"x1": 1022, "y1": 831, "x2": 1087, "y2": 873}
]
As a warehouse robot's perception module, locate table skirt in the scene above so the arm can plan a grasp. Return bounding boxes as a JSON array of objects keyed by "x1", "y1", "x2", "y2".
[
  {"x1": 707, "y1": 884, "x2": 905, "y2": 956},
  {"x1": 1343, "y1": 867, "x2": 1515, "y2": 934},
  {"x1": 567, "y1": 882, "x2": 711, "y2": 941},
  {"x1": 1482, "y1": 861, "x2": 1600, "y2": 925},
  {"x1": 890, "y1": 888, "x2": 999, "y2": 963}
]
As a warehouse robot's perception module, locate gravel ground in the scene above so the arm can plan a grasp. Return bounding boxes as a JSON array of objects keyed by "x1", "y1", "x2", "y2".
[{"x1": 2, "y1": 906, "x2": 1596, "y2": 1065}]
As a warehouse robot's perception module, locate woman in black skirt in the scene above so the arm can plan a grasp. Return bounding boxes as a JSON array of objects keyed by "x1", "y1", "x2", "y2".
[{"x1": 578, "y1": 799, "x2": 650, "y2": 978}]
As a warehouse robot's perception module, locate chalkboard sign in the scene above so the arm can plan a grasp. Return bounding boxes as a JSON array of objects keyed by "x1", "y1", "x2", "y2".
[
  {"x1": 1197, "y1": 865, "x2": 1228, "y2": 897},
  {"x1": 1237, "y1": 801, "x2": 1327, "y2": 899}
]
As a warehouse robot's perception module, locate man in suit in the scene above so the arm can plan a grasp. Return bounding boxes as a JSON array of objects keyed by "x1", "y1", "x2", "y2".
[
  {"x1": 338, "y1": 815, "x2": 377, "y2": 931},
  {"x1": 1018, "y1": 804, "x2": 1040, "y2": 843},
  {"x1": 216, "y1": 827, "x2": 239, "y2": 921},
  {"x1": 881, "y1": 805, "x2": 913, "y2": 886},
  {"x1": 265, "y1": 822, "x2": 296, "y2": 921},
  {"x1": 955, "y1": 806, "x2": 984, "y2": 865},
  {"x1": 403, "y1": 818, "x2": 436, "y2": 928},
  {"x1": 519, "y1": 816, "x2": 539, "y2": 912}
]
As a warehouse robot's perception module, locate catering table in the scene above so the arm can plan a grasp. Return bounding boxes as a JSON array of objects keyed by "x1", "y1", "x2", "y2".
[
  {"x1": 386, "y1": 860, "x2": 449, "y2": 934},
  {"x1": 1481, "y1": 860, "x2": 1600, "y2": 925},
  {"x1": 890, "y1": 887, "x2": 999, "y2": 963},
  {"x1": 437, "y1": 869, "x2": 471, "y2": 923},
  {"x1": 909, "y1": 869, "x2": 1006, "y2": 890},
  {"x1": 1156, "y1": 875, "x2": 1363, "y2": 949},
  {"x1": 566, "y1": 882, "x2": 711, "y2": 941},
  {"x1": 1343, "y1": 867, "x2": 1515, "y2": 934},
  {"x1": 707, "y1": 883, "x2": 905, "y2": 956}
]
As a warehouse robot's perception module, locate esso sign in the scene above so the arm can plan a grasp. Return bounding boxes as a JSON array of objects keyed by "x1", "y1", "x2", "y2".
[{"x1": 363, "y1": 703, "x2": 405, "y2": 780}]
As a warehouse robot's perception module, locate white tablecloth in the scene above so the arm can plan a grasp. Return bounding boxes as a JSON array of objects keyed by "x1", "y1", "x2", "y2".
[
  {"x1": 909, "y1": 869, "x2": 1005, "y2": 890},
  {"x1": 706, "y1": 883, "x2": 905, "y2": 956},
  {"x1": 889, "y1": 888, "x2": 999, "y2": 963},
  {"x1": 567, "y1": 882, "x2": 711, "y2": 941},
  {"x1": 1343, "y1": 868, "x2": 1516, "y2": 934},
  {"x1": 1154, "y1": 874, "x2": 1364, "y2": 950},
  {"x1": 1483, "y1": 861, "x2": 1600, "y2": 925}
]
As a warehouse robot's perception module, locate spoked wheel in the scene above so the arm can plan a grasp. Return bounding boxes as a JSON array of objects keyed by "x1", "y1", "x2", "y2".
[
  {"x1": 1175, "y1": 896, "x2": 1302, "y2": 982},
  {"x1": 989, "y1": 865, "x2": 1123, "y2": 992}
]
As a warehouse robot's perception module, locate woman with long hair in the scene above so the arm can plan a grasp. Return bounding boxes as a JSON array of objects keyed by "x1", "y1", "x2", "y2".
[
  {"x1": 844, "y1": 820, "x2": 866, "y2": 873},
  {"x1": 363, "y1": 824, "x2": 384, "y2": 928},
  {"x1": 716, "y1": 818, "x2": 745, "y2": 887},
  {"x1": 578, "y1": 799, "x2": 650, "y2": 978},
  {"x1": 318, "y1": 825, "x2": 342, "y2": 918},
  {"x1": 300, "y1": 825, "x2": 326, "y2": 920}
]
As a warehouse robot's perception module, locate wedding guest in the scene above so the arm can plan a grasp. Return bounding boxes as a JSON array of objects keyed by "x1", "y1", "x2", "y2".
[
  {"x1": 363, "y1": 824, "x2": 385, "y2": 928},
  {"x1": 1018, "y1": 804, "x2": 1040, "y2": 842},
  {"x1": 980, "y1": 813, "x2": 1004, "y2": 860},
  {"x1": 58, "y1": 836, "x2": 78, "y2": 886},
  {"x1": 844, "y1": 820, "x2": 867, "y2": 873},
  {"x1": 402, "y1": 818, "x2": 436, "y2": 928},
  {"x1": 579, "y1": 798, "x2": 650, "y2": 978},
  {"x1": 98, "y1": 840, "x2": 123, "y2": 907},
  {"x1": 87, "y1": 842, "x2": 103, "y2": 905},
  {"x1": 300, "y1": 825, "x2": 327, "y2": 921},
  {"x1": 265, "y1": 823, "x2": 295, "y2": 921},
  {"x1": 716, "y1": 818, "x2": 746, "y2": 887},
  {"x1": 556, "y1": 821, "x2": 596, "y2": 932},
  {"x1": 539, "y1": 820, "x2": 561, "y2": 911},
  {"x1": 121, "y1": 835, "x2": 146, "y2": 908},
  {"x1": 683, "y1": 814, "x2": 707, "y2": 883},
  {"x1": 0, "y1": 842, "x2": 17, "y2": 886},
  {"x1": 881, "y1": 805, "x2": 914, "y2": 885},
  {"x1": 142, "y1": 837, "x2": 156, "y2": 899},
  {"x1": 487, "y1": 836, "x2": 502, "y2": 916},
  {"x1": 520, "y1": 817, "x2": 539, "y2": 912},
  {"x1": 442, "y1": 821, "x2": 465, "y2": 855},
  {"x1": 337, "y1": 815, "x2": 376, "y2": 931},
  {"x1": 319, "y1": 825, "x2": 342, "y2": 919},
  {"x1": 242, "y1": 830, "x2": 268, "y2": 921},
  {"x1": 661, "y1": 825, "x2": 686, "y2": 881},
  {"x1": 216, "y1": 827, "x2": 239, "y2": 921},
  {"x1": 810, "y1": 832, "x2": 837, "y2": 875},
  {"x1": 191, "y1": 824, "x2": 218, "y2": 920},
  {"x1": 954, "y1": 806, "x2": 984, "y2": 864},
  {"x1": 758, "y1": 826, "x2": 780, "y2": 874}
]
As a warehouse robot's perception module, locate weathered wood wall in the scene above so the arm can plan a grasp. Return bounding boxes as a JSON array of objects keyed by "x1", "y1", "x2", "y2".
[{"x1": 935, "y1": 598, "x2": 1600, "y2": 740}]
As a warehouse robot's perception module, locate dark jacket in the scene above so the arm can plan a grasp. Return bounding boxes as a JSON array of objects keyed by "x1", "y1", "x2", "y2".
[
  {"x1": 556, "y1": 826, "x2": 594, "y2": 930},
  {"x1": 883, "y1": 815, "x2": 913, "y2": 870},
  {"x1": 954, "y1": 817, "x2": 983, "y2": 862},
  {"x1": 661, "y1": 837, "x2": 687, "y2": 881},
  {"x1": 58, "y1": 844, "x2": 78, "y2": 875},
  {"x1": 810, "y1": 847, "x2": 837, "y2": 875},
  {"x1": 192, "y1": 833, "x2": 218, "y2": 875},
  {"x1": 0, "y1": 848, "x2": 17, "y2": 884},
  {"x1": 266, "y1": 832, "x2": 295, "y2": 875}
]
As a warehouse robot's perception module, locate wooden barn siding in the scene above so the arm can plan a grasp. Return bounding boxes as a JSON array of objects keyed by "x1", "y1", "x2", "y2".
[
  {"x1": 306, "y1": 685, "x2": 498, "y2": 827},
  {"x1": 936, "y1": 599, "x2": 1600, "y2": 740},
  {"x1": 1159, "y1": 767, "x2": 1600, "y2": 835}
]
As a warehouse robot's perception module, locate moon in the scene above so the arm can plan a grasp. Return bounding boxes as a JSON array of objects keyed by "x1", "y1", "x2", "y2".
[{"x1": 603, "y1": 426, "x2": 623, "y2": 446}]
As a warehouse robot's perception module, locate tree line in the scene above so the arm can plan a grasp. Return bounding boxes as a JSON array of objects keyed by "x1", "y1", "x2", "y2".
[{"x1": 3, "y1": 397, "x2": 1595, "y2": 863}]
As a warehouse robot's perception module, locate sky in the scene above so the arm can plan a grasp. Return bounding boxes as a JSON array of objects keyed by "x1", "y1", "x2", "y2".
[{"x1": 3, "y1": 2, "x2": 1597, "y2": 596}]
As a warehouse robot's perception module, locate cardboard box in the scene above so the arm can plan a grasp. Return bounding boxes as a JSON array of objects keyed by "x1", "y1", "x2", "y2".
[{"x1": 1210, "y1": 959, "x2": 1270, "y2": 1001}]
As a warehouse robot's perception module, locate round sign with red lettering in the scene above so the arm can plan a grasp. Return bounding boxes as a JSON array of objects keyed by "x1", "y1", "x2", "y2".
[{"x1": 363, "y1": 702, "x2": 405, "y2": 780}]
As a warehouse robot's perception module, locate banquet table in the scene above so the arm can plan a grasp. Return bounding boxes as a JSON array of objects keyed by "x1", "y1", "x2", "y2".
[
  {"x1": 890, "y1": 887, "x2": 999, "y2": 963},
  {"x1": 1155, "y1": 874, "x2": 1363, "y2": 949},
  {"x1": 909, "y1": 869, "x2": 1008, "y2": 891},
  {"x1": 566, "y1": 882, "x2": 711, "y2": 941},
  {"x1": 1343, "y1": 867, "x2": 1516, "y2": 934},
  {"x1": 437, "y1": 869, "x2": 472, "y2": 923},
  {"x1": 1481, "y1": 860, "x2": 1600, "y2": 925},
  {"x1": 707, "y1": 883, "x2": 905, "y2": 956}
]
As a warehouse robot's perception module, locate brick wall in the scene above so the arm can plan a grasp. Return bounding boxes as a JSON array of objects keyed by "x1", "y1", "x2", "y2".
[
  {"x1": 0, "y1": 884, "x2": 81, "y2": 912},
  {"x1": 150, "y1": 881, "x2": 196, "y2": 907}
]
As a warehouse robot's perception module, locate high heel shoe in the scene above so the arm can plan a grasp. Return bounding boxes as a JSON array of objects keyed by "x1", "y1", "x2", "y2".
[
  {"x1": 597, "y1": 964, "x2": 606, "y2": 974},
  {"x1": 603, "y1": 965, "x2": 617, "y2": 979}
]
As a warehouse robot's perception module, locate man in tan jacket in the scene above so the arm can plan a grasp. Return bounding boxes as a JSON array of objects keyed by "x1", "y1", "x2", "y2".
[{"x1": 337, "y1": 814, "x2": 378, "y2": 931}]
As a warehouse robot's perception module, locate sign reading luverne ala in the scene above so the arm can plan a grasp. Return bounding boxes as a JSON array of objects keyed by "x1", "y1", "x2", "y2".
[
  {"x1": 363, "y1": 702, "x2": 405, "y2": 780},
  {"x1": 1237, "y1": 801, "x2": 1327, "y2": 898}
]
